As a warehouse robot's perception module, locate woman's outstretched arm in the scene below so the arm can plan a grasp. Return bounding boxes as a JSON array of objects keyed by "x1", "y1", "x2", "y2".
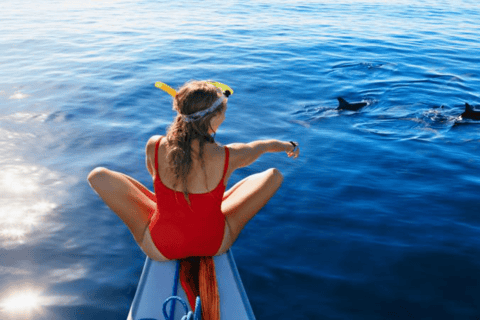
[{"x1": 227, "y1": 139, "x2": 300, "y2": 169}]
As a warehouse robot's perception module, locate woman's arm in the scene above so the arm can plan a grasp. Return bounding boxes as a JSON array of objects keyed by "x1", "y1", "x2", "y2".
[{"x1": 227, "y1": 139, "x2": 300, "y2": 169}]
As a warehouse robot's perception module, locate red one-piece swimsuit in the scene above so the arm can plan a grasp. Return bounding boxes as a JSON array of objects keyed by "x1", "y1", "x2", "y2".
[{"x1": 148, "y1": 139, "x2": 228, "y2": 260}]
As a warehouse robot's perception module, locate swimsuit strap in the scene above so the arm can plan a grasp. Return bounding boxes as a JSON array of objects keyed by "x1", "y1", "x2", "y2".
[
  {"x1": 155, "y1": 137, "x2": 161, "y2": 176},
  {"x1": 222, "y1": 146, "x2": 229, "y2": 180},
  {"x1": 155, "y1": 140, "x2": 228, "y2": 182}
]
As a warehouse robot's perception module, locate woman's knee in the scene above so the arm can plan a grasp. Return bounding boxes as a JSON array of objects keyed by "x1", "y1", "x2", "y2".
[
  {"x1": 87, "y1": 167, "x2": 112, "y2": 189},
  {"x1": 266, "y1": 168, "x2": 284, "y2": 187}
]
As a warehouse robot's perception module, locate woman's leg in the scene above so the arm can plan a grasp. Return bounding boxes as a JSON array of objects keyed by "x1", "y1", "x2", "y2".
[
  {"x1": 123, "y1": 173, "x2": 157, "y2": 203},
  {"x1": 216, "y1": 168, "x2": 283, "y2": 254},
  {"x1": 88, "y1": 167, "x2": 168, "y2": 261},
  {"x1": 87, "y1": 167, "x2": 155, "y2": 245}
]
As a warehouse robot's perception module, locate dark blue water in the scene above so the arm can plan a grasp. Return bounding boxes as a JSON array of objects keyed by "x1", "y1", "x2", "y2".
[{"x1": 1, "y1": 0, "x2": 480, "y2": 319}]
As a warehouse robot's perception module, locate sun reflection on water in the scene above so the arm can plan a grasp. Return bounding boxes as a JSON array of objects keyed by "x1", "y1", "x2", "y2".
[
  {"x1": 0, "y1": 200, "x2": 57, "y2": 247},
  {"x1": 0, "y1": 110, "x2": 86, "y2": 318},
  {"x1": 0, "y1": 287, "x2": 81, "y2": 318},
  {"x1": 8, "y1": 91, "x2": 29, "y2": 100},
  {"x1": 0, "y1": 126, "x2": 63, "y2": 247},
  {"x1": 0, "y1": 289, "x2": 43, "y2": 315},
  {"x1": 0, "y1": 162, "x2": 59, "y2": 248}
]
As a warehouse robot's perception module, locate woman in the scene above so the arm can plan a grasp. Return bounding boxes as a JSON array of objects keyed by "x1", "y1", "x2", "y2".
[
  {"x1": 87, "y1": 80, "x2": 300, "y2": 262},
  {"x1": 87, "y1": 80, "x2": 300, "y2": 318}
]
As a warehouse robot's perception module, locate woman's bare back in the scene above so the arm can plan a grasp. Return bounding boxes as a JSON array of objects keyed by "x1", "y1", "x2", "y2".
[{"x1": 146, "y1": 136, "x2": 232, "y2": 194}]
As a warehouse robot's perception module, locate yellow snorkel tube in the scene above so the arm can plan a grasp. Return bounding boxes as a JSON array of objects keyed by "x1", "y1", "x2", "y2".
[
  {"x1": 155, "y1": 82, "x2": 177, "y2": 97},
  {"x1": 155, "y1": 81, "x2": 234, "y2": 97},
  {"x1": 208, "y1": 81, "x2": 234, "y2": 97}
]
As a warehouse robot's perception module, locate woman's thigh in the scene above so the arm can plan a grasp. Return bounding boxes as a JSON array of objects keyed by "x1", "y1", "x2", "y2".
[
  {"x1": 221, "y1": 168, "x2": 283, "y2": 244},
  {"x1": 141, "y1": 228, "x2": 170, "y2": 261},
  {"x1": 87, "y1": 167, "x2": 155, "y2": 244},
  {"x1": 214, "y1": 222, "x2": 234, "y2": 256}
]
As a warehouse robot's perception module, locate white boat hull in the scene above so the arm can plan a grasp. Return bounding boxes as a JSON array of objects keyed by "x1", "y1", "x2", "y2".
[{"x1": 127, "y1": 250, "x2": 256, "y2": 320}]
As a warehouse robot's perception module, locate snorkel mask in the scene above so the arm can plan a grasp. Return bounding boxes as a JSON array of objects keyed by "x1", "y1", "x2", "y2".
[{"x1": 155, "y1": 81, "x2": 233, "y2": 123}]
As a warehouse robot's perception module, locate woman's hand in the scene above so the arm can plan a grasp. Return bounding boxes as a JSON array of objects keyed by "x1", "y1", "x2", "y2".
[{"x1": 286, "y1": 141, "x2": 300, "y2": 159}]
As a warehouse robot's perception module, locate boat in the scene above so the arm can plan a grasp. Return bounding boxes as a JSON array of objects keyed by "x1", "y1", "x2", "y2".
[{"x1": 127, "y1": 249, "x2": 256, "y2": 320}]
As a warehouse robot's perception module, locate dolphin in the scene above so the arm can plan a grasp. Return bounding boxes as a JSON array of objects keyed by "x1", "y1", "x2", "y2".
[
  {"x1": 337, "y1": 97, "x2": 368, "y2": 111},
  {"x1": 461, "y1": 103, "x2": 480, "y2": 120}
]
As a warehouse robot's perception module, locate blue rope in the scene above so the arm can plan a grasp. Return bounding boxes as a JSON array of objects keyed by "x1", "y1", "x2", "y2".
[
  {"x1": 162, "y1": 296, "x2": 201, "y2": 320},
  {"x1": 163, "y1": 296, "x2": 189, "y2": 319},
  {"x1": 161, "y1": 260, "x2": 202, "y2": 320},
  {"x1": 169, "y1": 260, "x2": 181, "y2": 319},
  {"x1": 162, "y1": 295, "x2": 202, "y2": 320},
  {"x1": 194, "y1": 296, "x2": 202, "y2": 320}
]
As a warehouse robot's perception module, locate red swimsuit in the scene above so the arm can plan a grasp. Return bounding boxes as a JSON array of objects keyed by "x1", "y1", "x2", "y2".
[{"x1": 149, "y1": 139, "x2": 228, "y2": 260}]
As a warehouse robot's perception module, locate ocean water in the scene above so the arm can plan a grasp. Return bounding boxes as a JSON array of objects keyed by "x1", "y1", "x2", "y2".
[{"x1": 1, "y1": 0, "x2": 480, "y2": 319}]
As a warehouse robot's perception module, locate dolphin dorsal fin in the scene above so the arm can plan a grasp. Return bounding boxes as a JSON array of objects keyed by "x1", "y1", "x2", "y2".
[
  {"x1": 465, "y1": 103, "x2": 473, "y2": 112},
  {"x1": 337, "y1": 97, "x2": 349, "y2": 109}
]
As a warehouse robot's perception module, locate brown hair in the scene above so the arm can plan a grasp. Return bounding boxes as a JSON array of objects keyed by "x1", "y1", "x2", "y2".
[{"x1": 165, "y1": 80, "x2": 227, "y2": 203}]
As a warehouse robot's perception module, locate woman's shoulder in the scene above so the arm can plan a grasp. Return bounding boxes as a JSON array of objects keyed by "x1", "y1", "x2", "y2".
[
  {"x1": 224, "y1": 142, "x2": 248, "y2": 158},
  {"x1": 146, "y1": 135, "x2": 162, "y2": 152},
  {"x1": 146, "y1": 135, "x2": 164, "y2": 149},
  {"x1": 145, "y1": 135, "x2": 164, "y2": 176}
]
